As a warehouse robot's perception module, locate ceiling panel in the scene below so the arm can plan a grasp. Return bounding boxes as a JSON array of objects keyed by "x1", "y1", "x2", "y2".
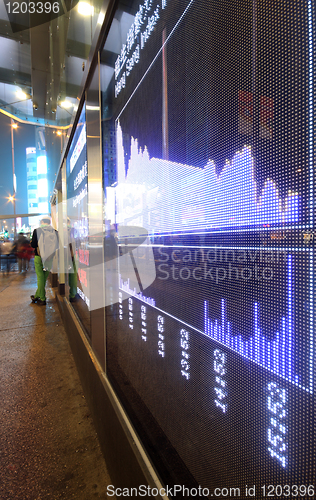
[{"x1": 0, "y1": 0, "x2": 106, "y2": 125}]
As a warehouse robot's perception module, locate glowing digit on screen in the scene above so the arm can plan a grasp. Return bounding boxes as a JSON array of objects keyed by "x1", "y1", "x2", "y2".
[
  {"x1": 180, "y1": 329, "x2": 190, "y2": 379},
  {"x1": 267, "y1": 382, "x2": 288, "y2": 467},
  {"x1": 213, "y1": 349, "x2": 228, "y2": 413}
]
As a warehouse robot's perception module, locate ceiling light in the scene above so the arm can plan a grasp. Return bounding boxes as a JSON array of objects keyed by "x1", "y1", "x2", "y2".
[
  {"x1": 97, "y1": 12, "x2": 104, "y2": 25},
  {"x1": 86, "y1": 105, "x2": 100, "y2": 110},
  {"x1": 16, "y1": 89, "x2": 30, "y2": 100},
  {"x1": 56, "y1": 130, "x2": 62, "y2": 136},
  {"x1": 78, "y1": 1, "x2": 94, "y2": 16},
  {"x1": 60, "y1": 100, "x2": 73, "y2": 109},
  {"x1": 12, "y1": 122, "x2": 18, "y2": 129}
]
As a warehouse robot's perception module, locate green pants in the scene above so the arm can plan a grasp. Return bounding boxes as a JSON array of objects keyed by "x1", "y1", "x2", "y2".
[
  {"x1": 69, "y1": 259, "x2": 77, "y2": 299},
  {"x1": 34, "y1": 255, "x2": 50, "y2": 301}
]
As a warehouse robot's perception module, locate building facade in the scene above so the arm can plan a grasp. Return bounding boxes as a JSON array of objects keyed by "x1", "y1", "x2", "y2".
[{"x1": 53, "y1": 0, "x2": 316, "y2": 495}]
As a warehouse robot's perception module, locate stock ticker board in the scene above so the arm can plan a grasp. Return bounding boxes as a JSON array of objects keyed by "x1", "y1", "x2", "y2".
[{"x1": 103, "y1": 0, "x2": 315, "y2": 493}]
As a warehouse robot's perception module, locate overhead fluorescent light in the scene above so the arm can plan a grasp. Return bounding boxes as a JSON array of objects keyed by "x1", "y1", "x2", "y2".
[
  {"x1": 60, "y1": 100, "x2": 73, "y2": 109},
  {"x1": 86, "y1": 105, "x2": 100, "y2": 110},
  {"x1": 16, "y1": 89, "x2": 30, "y2": 100},
  {"x1": 78, "y1": 1, "x2": 94, "y2": 16},
  {"x1": 97, "y1": 12, "x2": 104, "y2": 24}
]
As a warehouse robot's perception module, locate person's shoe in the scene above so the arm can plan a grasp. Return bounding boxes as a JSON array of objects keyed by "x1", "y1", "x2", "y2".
[
  {"x1": 37, "y1": 299, "x2": 47, "y2": 305},
  {"x1": 69, "y1": 296, "x2": 77, "y2": 303},
  {"x1": 30, "y1": 295, "x2": 37, "y2": 303}
]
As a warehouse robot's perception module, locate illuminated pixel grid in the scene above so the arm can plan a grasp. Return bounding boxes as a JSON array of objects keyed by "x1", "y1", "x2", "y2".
[
  {"x1": 118, "y1": 249, "x2": 313, "y2": 394},
  {"x1": 106, "y1": 0, "x2": 315, "y2": 485},
  {"x1": 115, "y1": 123, "x2": 300, "y2": 232},
  {"x1": 204, "y1": 255, "x2": 297, "y2": 386}
]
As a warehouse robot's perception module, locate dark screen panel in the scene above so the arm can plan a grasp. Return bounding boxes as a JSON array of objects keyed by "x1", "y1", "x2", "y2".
[{"x1": 101, "y1": 0, "x2": 315, "y2": 493}]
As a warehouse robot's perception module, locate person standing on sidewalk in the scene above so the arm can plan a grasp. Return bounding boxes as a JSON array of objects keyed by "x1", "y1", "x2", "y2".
[{"x1": 30, "y1": 216, "x2": 58, "y2": 305}]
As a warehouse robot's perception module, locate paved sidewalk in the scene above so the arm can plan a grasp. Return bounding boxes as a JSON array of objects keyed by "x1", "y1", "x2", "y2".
[{"x1": 0, "y1": 270, "x2": 112, "y2": 500}]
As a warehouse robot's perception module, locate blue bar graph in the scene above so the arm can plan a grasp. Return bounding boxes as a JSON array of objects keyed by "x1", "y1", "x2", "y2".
[{"x1": 204, "y1": 256, "x2": 298, "y2": 383}]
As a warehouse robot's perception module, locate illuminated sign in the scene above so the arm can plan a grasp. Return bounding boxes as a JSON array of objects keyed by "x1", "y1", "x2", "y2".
[
  {"x1": 72, "y1": 183, "x2": 87, "y2": 208},
  {"x1": 67, "y1": 105, "x2": 90, "y2": 324},
  {"x1": 74, "y1": 161, "x2": 87, "y2": 191},
  {"x1": 70, "y1": 123, "x2": 86, "y2": 173}
]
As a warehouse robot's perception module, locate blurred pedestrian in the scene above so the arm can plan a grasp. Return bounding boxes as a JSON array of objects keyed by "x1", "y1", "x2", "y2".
[
  {"x1": 24, "y1": 241, "x2": 34, "y2": 270},
  {"x1": 1, "y1": 238, "x2": 13, "y2": 273},
  {"x1": 16, "y1": 232, "x2": 28, "y2": 272}
]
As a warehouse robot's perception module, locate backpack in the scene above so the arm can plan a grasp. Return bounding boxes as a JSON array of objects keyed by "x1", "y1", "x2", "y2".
[{"x1": 37, "y1": 226, "x2": 58, "y2": 269}]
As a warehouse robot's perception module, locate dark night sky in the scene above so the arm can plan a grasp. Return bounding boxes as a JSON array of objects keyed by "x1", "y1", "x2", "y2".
[{"x1": 0, "y1": 113, "x2": 36, "y2": 218}]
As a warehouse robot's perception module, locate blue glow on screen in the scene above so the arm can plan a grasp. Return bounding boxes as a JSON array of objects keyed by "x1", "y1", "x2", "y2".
[
  {"x1": 204, "y1": 256, "x2": 297, "y2": 384},
  {"x1": 308, "y1": 0, "x2": 313, "y2": 225},
  {"x1": 109, "y1": 0, "x2": 314, "y2": 481},
  {"x1": 116, "y1": 123, "x2": 299, "y2": 232}
]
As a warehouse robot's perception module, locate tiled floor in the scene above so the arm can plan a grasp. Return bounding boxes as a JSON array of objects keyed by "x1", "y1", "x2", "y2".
[{"x1": 0, "y1": 269, "x2": 112, "y2": 499}]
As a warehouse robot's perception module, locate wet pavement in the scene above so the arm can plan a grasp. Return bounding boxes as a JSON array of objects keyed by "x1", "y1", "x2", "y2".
[{"x1": 0, "y1": 269, "x2": 112, "y2": 499}]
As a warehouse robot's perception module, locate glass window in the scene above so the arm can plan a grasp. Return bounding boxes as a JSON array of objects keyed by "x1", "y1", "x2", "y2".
[{"x1": 66, "y1": 104, "x2": 90, "y2": 334}]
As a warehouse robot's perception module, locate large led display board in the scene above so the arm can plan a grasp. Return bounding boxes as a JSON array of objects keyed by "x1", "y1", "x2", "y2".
[
  {"x1": 101, "y1": 0, "x2": 315, "y2": 493},
  {"x1": 66, "y1": 104, "x2": 90, "y2": 332}
]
